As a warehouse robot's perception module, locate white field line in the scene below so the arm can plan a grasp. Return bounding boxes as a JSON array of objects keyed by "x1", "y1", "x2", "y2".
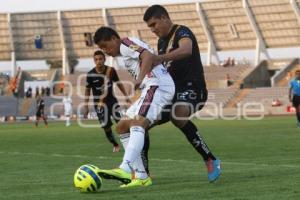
[{"x1": 0, "y1": 151, "x2": 299, "y2": 169}]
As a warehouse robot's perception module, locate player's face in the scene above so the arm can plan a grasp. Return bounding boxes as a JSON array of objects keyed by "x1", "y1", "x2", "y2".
[
  {"x1": 146, "y1": 16, "x2": 170, "y2": 38},
  {"x1": 96, "y1": 36, "x2": 120, "y2": 57},
  {"x1": 94, "y1": 55, "x2": 105, "y2": 67}
]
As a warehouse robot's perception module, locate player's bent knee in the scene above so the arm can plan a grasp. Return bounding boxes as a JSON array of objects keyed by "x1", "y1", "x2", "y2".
[
  {"x1": 130, "y1": 116, "x2": 150, "y2": 129},
  {"x1": 171, "y1": 118, "x2": 188, "y2": 129},
  {"x1": 116, "y1": 120, "x2": 130, "y2": 134}
]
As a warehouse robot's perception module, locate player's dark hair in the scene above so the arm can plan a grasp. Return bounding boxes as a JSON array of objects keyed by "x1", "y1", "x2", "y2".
[
  {"x1": 94, "y1": 50, "x2": 105, "y2": 58},
  {"x1": 143, "y1": 5, "x2": 170, "y2": 22},
  {"x1": 94, "y1": 26, "x2": 120, "y2": 44}
]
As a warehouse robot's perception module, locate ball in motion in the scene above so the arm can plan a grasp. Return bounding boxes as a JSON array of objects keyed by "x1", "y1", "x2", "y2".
[{"x1": 74, "y1": 164, "x2": 102, "y2": 192}]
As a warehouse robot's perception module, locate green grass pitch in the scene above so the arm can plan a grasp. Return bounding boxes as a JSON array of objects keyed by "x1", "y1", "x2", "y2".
[{"x1": 0, "y1": 116, "x2": 300, "y2": 200}]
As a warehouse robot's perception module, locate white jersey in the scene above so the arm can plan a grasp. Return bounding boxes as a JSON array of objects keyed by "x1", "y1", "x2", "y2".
[
  {"x1": 63, "y1": 96, "x2": 72, "y2": 113},
  {"x1": 114, "y1": 38, "x2": 175, "y2": 124},
  {"x1": 115, "y1": 37, "x2": 172, "y2": 87}
]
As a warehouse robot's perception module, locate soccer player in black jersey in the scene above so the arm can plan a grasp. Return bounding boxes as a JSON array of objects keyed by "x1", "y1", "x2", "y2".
[
  {"x1": 143, "y1": 5, "x2": 221, "y2": 182},
  {"x1": 84, "y1": 50, "x2": 131, "y2": 152},
  {"x1": 35, "y1": 95, "x2": 48, "y2": 127}
]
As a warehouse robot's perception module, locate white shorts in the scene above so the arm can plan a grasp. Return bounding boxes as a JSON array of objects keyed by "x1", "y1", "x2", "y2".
[
  {"x1": 126, "y1": 78, "x2": 175, "y2": 125},
  {"x1": 64, "y1": 107, "x2": 72, "y2": 116}
]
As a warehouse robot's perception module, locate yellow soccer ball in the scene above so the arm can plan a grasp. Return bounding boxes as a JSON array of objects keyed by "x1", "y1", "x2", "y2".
[{"x1": 74, "y1": 164, "x2": 102, "y2": 192}]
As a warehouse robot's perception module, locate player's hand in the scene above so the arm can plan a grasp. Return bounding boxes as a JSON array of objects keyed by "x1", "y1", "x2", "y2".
[
  {"x1": 125, "y1": 98, "x2": 132, "y2": 105},
  {"x1": 153, "y1": 55, "x2": 164, "y2": 66},
  {"x1": 134, "y1": 80, "x2": 142, "y2": 90},
  {"x1": 123, "y1": 98, "x2": 132, "y2": 109}
]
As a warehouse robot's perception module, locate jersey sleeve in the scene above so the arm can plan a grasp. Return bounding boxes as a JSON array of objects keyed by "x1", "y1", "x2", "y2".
[
  {"x1": 120, "y1": 38, "x2": 146, "y2": 59},
  {"x1": 176, "y1": 26, "x2": 193, "y2": 41},
  {"x1": 110, "y1": 67, "x2": 120, "y2": 82},
  {"x1": 86, "y1": 73, "x2": 92, "y2": 88}
]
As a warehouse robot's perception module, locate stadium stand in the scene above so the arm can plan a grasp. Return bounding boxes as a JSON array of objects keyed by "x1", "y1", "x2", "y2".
[
  {"x1": 248, "y1": 0, "x2": 300, "y2": 48},
  {"x1": 238, "y1": 87, "x2": 290, "y2": 115},
  {"x1": 10, "y1": 12, "x2": 61, "y2": 60},
  {"x1": 200, "y1": 0, "x2": 256, "y2": 50},
  {"x1": 0, "y1": 73, "x2": 9, "y2": 95},
  {"x1": 62, "y1": 9, "x2": 104, "y2": 58},
  {"x1": 0, "y1": 14, "x2": 11, "y2": 61},
  {"x1": 207, "y1": 88, "x2": 239, "y2": 107},
  {"x1": 0, "y1": 96, "x2": 18, "y2": 116},
  {"x1": 165, "y1": 3, "x2": 208, "y2": 52},
  {"x1": 107, "y1": 7, "x2": 148, "y2": 38},
  {"x1": 204, "y1": 64, "x2": 250, "y2": 88},
  {"x1": 275, "y1": 59, "x2": 300, "y2": 87}
]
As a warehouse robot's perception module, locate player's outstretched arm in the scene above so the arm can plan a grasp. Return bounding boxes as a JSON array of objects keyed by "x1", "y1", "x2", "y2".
[
  {"x1": 135, "y1": 50, "x2": 155, "y2": 89},
  {"x1": 84, "y1": 87, "x2": 90, "y2": 118},
  {"x1": 116, "y1": 82, "x2": 132, "y2": 104},
  {"x1": 155, "y1": 38, "x2": 193, "y2": 64}
]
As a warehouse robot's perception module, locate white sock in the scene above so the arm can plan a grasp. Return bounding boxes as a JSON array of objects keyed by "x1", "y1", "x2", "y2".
[
  {"x1": 119, "y1": 126, "x2": 145, "y2": 173},
  {"x1": 65, "y1": 117, "x2": 70, "y2": 125},
  {"x1": 120, "y1": 133, "x2": 130, "y2": 150},
  {"x1": 120, "y1": 133, "x2": 147, "y2": 179},
  {"x1": 134, "y1": 155, "x2": 148, "y2": 179}
]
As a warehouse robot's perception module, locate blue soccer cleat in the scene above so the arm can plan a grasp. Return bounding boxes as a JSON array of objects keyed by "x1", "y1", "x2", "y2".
[{"x1": 206, "y1": 158, "x2": 221, "y2": 182}]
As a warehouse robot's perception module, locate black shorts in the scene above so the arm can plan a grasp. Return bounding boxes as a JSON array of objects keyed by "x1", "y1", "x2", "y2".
[
  {"x1": 36, "y1": 110, "x2": 44, "y2": 118},
  {"x1": 156, "y1": 80, "x2": 207, "y2": 125},
  {"x1": 94, "y1": 103, "x2": 122, "y2": 129},
  {"x1": 292, "y1": 95, "x2": 300, "y2": 107}
]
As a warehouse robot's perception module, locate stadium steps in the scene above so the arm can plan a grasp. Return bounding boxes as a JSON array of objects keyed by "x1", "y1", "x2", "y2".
[
  {"x1": 226, "y1": 88, "x2": 251, "y2": 108},
  {"x1": 277, "y1": 64, "x2": 300, "y2": 87},
  {"x1": 231, "y1": 66, "x2": 254, "y2": 89},
  {"x1": 19, "y1": 98, "x2": 34, "y2": 116}
]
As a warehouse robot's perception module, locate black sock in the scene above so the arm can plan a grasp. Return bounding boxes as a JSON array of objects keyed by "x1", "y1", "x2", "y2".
[
  {"x1": 180, "y1": 121, "x2": 216, "y2": 161},
  {"x1": 141, "y1": 130, "x2": 150, "y2": 175},
  {"x1": 104, "y1": 129, "x2": 118, "y2": 146},
  {"x1": 297, "y1": 112, "x2": 300, "y2": 123}
]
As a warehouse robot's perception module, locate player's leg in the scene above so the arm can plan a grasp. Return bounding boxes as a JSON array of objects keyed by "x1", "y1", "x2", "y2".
[
  {"x1": 120, "y1": 84, "x2": 174, "y2": 187},
  {"x1": 141, "y1": 131, "x2": 150, "y2": 175},
  {"x1": 103, "y1": 126, "x2": 120, "y2": 152},
  {"x1": 42, "y1": 114, "x2": 48, "y2": 127},
  {"x1": 119, "y1": 117, "x2": 149, "y2": 176},
  {"x1": 99, "y1": 83, "x2": 174, "y2": 187},
  {"x1": 35, "y1": 116, "x2": 39, "y2": 127},
  {"x1": 116, "y1": 117, "x2": 149, "y2": 174},
  {"x1": 171, "y1": 86, "x2": 220, "y2": 182},
  {"x1": 171, "y1": 104, "x2": 216, "y2": 161},
  {"x1": 293, "y1": 96, "x2": 300, "y2": 126},
  {"x1": 95, "y1": 105, "x2": 119, "y2": 149},
  {"x1": 65, "y1": 108, "x2": 71, "y2": 126},
  {"x1": 297, "y1": 105, "x2": 300, "y2": 127},
  {"x1": 98, "y1": 117, "x2": 149, "y2": 185}
]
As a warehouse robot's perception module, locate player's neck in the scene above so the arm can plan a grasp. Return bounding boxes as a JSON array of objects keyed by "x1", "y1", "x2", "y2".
[
  {"x1": 167, "y1": 23, "x2": 174, "y2": 35},
  {"x1": 95, "y1": 65, "x2": 106, "y2": 74},
  {"x1": 164, "y1": 23, "x2": 175, "y2": 39}
]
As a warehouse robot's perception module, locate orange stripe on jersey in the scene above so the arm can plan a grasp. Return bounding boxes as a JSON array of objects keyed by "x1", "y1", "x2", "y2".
[{"x1": 121, "y1": 38, "x2": 145, "y2": 54}]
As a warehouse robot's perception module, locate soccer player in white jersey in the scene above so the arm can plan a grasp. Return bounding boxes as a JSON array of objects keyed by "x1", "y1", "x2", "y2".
[
  {"x1": 93, "y1": 26, "x2": 175, "y2": 188},
  {"x1": 63, "y1": 92, "x2": 72, "y2": 127}
]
